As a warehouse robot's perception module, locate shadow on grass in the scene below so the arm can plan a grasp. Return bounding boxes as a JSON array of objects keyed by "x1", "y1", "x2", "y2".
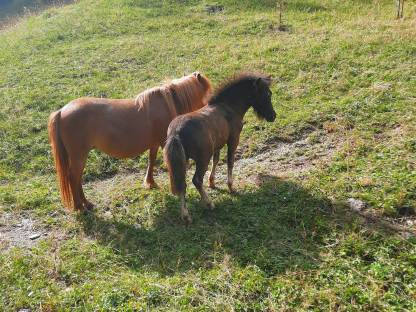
[{"x1": 78, "y1": 175, "x2": 346, "y2": 276}]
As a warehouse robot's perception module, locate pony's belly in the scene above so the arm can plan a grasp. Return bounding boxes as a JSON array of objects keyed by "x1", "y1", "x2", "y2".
[
  {"x1": 92, "y1": 115, "x2": 154, "y2": 158},
  {"x1": 95, "y1": 140, "x2": 149, "y2": 159}
]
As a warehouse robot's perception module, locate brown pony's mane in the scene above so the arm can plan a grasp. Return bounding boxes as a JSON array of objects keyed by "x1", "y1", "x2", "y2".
[
  {"x1": 209, "y1": 72, "x2": 271, "y2": 106},
  {"x1": 135, "y1": 73, "x2": 212, "y2": 117}
]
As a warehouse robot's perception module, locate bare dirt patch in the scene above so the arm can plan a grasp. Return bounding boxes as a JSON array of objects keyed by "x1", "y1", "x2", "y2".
[
  {"x1": 0, "y1": 213, "x2": 47, "y2": 251},
  {"x1": 84, "y1": 172, "x2": 144, "y2": 210},
  {"x1": 225, "y1": 130, "x2": 339, "y2": 185}
]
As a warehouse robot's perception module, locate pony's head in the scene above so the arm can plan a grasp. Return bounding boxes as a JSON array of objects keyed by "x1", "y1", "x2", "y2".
[
  {"x1": 209, "y1": 73, "x2": 276, "y2": 122},
  {"x1": 249, "y1": 75, "x2": 276, "y2": 122}
]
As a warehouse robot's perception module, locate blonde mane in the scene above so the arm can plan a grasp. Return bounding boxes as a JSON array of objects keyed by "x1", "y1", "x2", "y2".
[{"x1": 135, "y1": 73, "x2": 212, "y2": 117}]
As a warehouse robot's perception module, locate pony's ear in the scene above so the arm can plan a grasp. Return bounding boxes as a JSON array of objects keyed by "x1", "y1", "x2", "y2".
[
  {"x1": 193, "y1": 71, "x2": 202, "y2": 82},
  {"x1": 254, "y1": 76, "x2": 272, "y2": 89},
  {"x1": 263, "y1": 75, "x2": 272, "y2": 86},
  {"x1": 254, "y1": 77, "x2": 263, "y2": 89}
]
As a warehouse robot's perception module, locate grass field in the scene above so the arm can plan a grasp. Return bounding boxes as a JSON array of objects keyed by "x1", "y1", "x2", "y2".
[{"x1": 0, "y1": 0, "x2": 415, "y2": 310}]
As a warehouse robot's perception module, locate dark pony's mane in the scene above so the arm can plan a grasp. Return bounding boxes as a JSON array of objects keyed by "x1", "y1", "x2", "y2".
[{"x1": 209, "y1": 72, "x2": 271, "y2": 106}]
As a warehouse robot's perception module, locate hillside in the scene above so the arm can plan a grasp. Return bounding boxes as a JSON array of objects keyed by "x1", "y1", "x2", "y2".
[{"x1": 0, "y1": 0, "x2": 415, "y2": 310}]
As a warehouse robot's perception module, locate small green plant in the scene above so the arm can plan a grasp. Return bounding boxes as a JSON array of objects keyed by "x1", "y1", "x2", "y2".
[{"x1": 276, "y1": 0, "x2": 289, "y2": 31}]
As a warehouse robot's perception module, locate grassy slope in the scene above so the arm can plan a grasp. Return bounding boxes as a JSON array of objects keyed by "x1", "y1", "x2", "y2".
[{"x1": 0, "y1": 0, "x2": 415, "y2": 310}]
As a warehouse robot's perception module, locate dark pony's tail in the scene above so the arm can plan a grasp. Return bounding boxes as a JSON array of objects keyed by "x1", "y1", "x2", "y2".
[
  {"x1": 164, "y1": 135, "x2": 186, "y2": 195},
  {"x1": 48, "y1": 110, "x2": 73, "y2": 210}
]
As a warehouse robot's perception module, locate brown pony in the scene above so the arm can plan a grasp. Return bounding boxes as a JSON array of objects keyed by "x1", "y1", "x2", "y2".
[
  {"x1": 48, "y1": 72, "x2": 212, "y2": 212},
  {"x1": 164, "y1": 73, "x2": 276, "y2": 223}
]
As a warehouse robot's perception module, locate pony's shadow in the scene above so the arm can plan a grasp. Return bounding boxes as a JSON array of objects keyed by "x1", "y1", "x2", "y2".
[{"x1": 78, "y1": 175, "x2": 351, "y2": 276}]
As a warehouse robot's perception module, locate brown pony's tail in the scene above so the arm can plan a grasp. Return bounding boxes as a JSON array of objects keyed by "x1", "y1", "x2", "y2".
[
  {"x1": 48, "y1": 110, "x2": 73, "y2": 210},
  {"x1": 164, "y1": 135, "x2": 186, "y2": 195}
]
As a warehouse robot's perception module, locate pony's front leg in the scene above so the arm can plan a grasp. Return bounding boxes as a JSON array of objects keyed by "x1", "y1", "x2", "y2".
[
  {"x1": 209, "y1": 150, "x2": 220, "y2": 189},
  {"x1": 227, "y1": 139, "x2": 239, "y2": 194},
  {"x1": 80, "y1": 188, "x2": 94, "y2": 211},
  {"x1": 144, "y1": 145, "x2": 159, "y2": 189}
]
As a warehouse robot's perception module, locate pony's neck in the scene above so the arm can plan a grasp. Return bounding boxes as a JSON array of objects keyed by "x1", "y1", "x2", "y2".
[
  {"x1": 211, "y1": 86, "x2": 252, "y2": 120},
  {"x1": 224, "y1": 97, "x2": 250, "y2": 120},
  {"x1": 191, "y1": 98, "x2": 206, "y2": 112}
]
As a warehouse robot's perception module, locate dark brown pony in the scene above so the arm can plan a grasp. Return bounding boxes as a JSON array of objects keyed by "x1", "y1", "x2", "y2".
[
  {"x1": 164, "y1": 73, "x2": 276, "y2": 223},
  {"x1": 48, "y1": 72, "x2": 212, "y2": 212}
]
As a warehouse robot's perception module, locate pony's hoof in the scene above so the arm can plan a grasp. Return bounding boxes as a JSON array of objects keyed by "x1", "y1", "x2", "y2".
[
  {"x1": 207, "y1": 201, "x2": 215, "y2": 210},
  {"x1": 181, "y1": 214, "x2": 192, "y2": 224},
  {"x1": 208, "y1": 182, "x2": 216, "y2": 189},
  {"x1": 85, "y1": 201, "x2": 94, "y2": 211},
  {"x1": 144, "y1": 181, "x2": 158, "y2": 189},
  {"x1": 231, "y1": 190, "x2": 238, "y2": 195},
  {"x1": 74, "y1": 204, "x2": 85, "y2": 213},
  {"x1": 78, "y1": 207, "x2": 88, "y2": 215},
  {"x1": 228, "y1": 184, "x2": 237, "y2": 194}
]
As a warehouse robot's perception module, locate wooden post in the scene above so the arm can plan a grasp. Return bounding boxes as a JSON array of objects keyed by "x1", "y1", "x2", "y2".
[
  {"x1": 277, "y1": 0, "x2": 283, "y2": 27},
  {"x1": 397, "y1": 0, "x2": 404, "y2": 18}
]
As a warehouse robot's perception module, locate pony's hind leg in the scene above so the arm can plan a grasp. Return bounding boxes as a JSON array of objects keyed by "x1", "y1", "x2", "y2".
[
  {"x1": 193, "y1": 159, "x2": 214, "y2": 209},
  {"x1": 75, "y1": 151, "x2": 94, "y2": 210},
  {"x1": 209, "y1": 150, "x2": 219, "y2": 189},
  {"x1": 179, "y1": 191, "x2": 191, "y2": 223},
  {"x1": 144, "y1": 145, "x2": 159, "y2": 189},
  {"x1": 68, "y1": 160, "x2": 86, "y2": 212},
  {"x1": 68, "y1": 150, "x2": 89, "y2": 212}
]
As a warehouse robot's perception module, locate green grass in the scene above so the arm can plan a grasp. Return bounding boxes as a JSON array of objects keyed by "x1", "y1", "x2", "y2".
[{"x1": 0, "y1": 0, "x2": 415, "y2": 310}]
